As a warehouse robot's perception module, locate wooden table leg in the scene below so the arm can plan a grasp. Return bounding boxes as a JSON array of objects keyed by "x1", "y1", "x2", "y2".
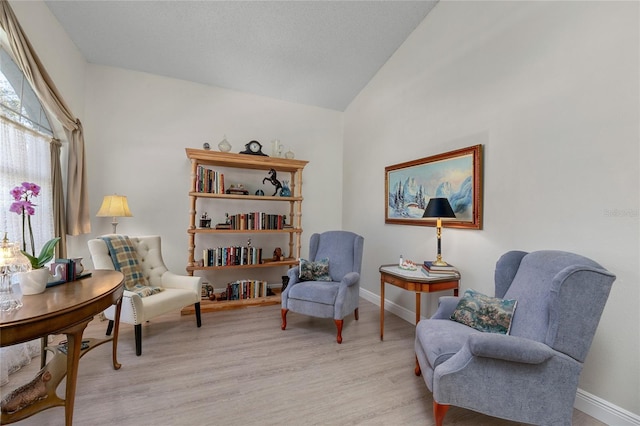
[
  {"x1": 111, "y1": 297, "x2": 123, "y2": 370},
  {"x1": 40, "y1": 335, "x2": 48, "y2": 369},
  {"x1": 415, "y1": 292, "x2": 421, "y2": 325},
  {"x1": 63, "y1": 321, "x2": 89, "y2": 426},
  {"x1": 380, "y1": 277, "x2": 385, "y2": 341}
]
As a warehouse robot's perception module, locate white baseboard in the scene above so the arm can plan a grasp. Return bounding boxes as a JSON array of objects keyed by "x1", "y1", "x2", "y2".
[
  {"x1": 360, "y1": 288, "x2": 640, "y2": 426},
  {"x1": 574, "y1": 389, "x2": 640, "y2": 426}
]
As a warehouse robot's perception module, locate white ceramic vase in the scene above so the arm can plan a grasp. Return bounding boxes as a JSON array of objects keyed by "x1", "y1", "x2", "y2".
[{"x1": 16, "y1": 268, "x2": 50, "y2": 295}]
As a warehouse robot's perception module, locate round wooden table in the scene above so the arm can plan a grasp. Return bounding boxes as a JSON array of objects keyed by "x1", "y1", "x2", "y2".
[{"x1": 0, "y1": 270, "x2": 124, "y2": 425}]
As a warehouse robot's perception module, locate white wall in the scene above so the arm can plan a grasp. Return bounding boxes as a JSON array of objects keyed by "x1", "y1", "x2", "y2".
[
  {"x1": 344, "y1": 0, "x2": 639, "y2": 416},
  {"x1": 77, "y1": 64, "x2": 343, "y2": 285}
]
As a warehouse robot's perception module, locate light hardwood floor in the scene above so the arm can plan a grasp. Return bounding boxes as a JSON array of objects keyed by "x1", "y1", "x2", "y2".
[{"x1": 1, "y1": 298, "x2": 605, "y2": 426}]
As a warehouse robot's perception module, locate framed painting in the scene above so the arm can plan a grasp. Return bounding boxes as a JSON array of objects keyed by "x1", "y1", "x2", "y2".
[{"x1": 385, "y1": 144, "x2": 483, "y2": 229}]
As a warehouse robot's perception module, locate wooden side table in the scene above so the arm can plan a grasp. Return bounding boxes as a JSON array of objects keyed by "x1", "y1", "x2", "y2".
[
  {"x1": 379, "y1": 264, "x2": 459, "y2": 340},
  {"x1": 0, "y1": 270, "x2": 124, "y2": 425}
]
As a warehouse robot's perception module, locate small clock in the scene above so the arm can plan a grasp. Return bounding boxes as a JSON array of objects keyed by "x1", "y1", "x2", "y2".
[{"x1": 240, "y1": 140, "x2": 267, "y2": 156}]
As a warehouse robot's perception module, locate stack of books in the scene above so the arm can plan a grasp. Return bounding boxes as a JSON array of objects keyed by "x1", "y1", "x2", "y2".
[{"x1": 422, "y1": 260, "x2": 459, "y2": 277}]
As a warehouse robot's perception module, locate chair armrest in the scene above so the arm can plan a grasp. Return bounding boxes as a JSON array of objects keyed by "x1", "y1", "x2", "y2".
[
  {"x1": 287, "y1": 267, "x2": 301, "y2": 287},
  {"x1": 161, "y1": 271, "x2": 201, "y2": 293},
  {"x1": 468, "y1": 333, "x2": 555, "y2": 364},
  {"x1": 431, "y1": 296, "x2": 460, "y2": 319},
  {"x1": 341, "y1": 272, "x2": 360, "y2": 287},
  {"x1": 111, "y1": 290, "x2": 144, "y2": 323}
]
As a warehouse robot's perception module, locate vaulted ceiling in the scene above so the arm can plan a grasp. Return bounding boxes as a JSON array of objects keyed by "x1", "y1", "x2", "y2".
[{"x1": 45, "y1": 1, "x2": 438, "y2": 111}]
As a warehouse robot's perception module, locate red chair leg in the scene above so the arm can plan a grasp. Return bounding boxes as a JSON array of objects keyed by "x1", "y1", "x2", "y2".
[
  {"x1": 334, "y1": 319, "x2": 343, "y2": 344},
  {"x1": 433, "y1": 401, "x2": 450, "y2": 426},
  {"x1": 354, "y1": 307, "x2": 359, "y2": 320},
  {"x1": 281, "y1": 308, "x2": 288, "y2": 330},
  {"x1": 414, "y1": 356, "x2": 421, "y2": 376}
]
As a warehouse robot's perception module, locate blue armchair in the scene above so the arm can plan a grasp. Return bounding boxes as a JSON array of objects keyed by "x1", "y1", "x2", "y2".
[
  {"x1": 281, "y1": 231, "x2": 364, "y2": 343},
  {"x1": 415, "y1": 250, "x2": 616, "y2": 426}
]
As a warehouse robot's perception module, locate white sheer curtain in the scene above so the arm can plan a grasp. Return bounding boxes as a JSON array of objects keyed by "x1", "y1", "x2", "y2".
[{"x1": 0, "y1": 115, "x2": 54, "y2": 250}]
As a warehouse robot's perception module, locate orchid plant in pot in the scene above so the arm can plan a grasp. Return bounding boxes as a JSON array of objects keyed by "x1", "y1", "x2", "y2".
[{"x1": 9, "y1": 182, "x2": 60, "y2": 294}]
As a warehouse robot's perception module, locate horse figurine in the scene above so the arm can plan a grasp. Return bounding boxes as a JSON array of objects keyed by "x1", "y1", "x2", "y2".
[{"x1": 262, "y1": 168, "x2": 282, "y2": 196}]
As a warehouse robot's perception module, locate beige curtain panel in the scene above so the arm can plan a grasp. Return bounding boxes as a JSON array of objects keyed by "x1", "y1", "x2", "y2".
[
  {"x1": 50, "y1": 138, "x2": 67, "y2": 258},
  {"x1": 0, "y1": 0, "x2": 90, "y2": 236}
]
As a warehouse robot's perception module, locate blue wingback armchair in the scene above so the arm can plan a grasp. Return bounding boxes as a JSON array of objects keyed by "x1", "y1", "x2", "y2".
[
  {"x1": 281, "y1": 231, "x2": 364, "y2": 343},
  {"x1": 415, "y1": 250, "x2": 616, "y2": 426}
]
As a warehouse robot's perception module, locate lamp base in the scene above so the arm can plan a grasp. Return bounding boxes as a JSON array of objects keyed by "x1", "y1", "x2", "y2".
[{"x1": 432, "y1": 252, "x2": 449, "y2": 267}]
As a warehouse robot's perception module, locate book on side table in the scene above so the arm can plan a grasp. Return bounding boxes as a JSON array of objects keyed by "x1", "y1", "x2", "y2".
[{"x1": 422, "y1": 261, "x2": 459, "y2": 277}]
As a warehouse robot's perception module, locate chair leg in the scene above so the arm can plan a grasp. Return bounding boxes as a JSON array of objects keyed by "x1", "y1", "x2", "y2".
[
  {"x1": 433, "y1": 401, "x2": 450, "y2": 426},
  {"x1": 195, "y1": 302, "x2": 202, "y2": 327},
  {"x1": 354, "y1": 308, "x2": 359, "y2": 321},
  {"x1": 281, "y1": 309, "x2": 288, "y2": 330},
  {"x1": 106, "y1": 320, "x2": 114, "y2": 336},
  {"x1": 135, "y1": 324, "x2": 142, "y2": 356},
  {"x1": 334, "y1": 319, "x2": 343, "y2": 344},
  {"x1": 414, "y1": 356, "x2": 422, "y2": 376}
]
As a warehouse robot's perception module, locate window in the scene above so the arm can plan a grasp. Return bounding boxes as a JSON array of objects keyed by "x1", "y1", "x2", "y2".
[
  {"x1": 0, "y1": 49, "x2": 52, "y2": 136},
  {"x1": 0, "y1": 47, "x2": 54, "y2": 254}
]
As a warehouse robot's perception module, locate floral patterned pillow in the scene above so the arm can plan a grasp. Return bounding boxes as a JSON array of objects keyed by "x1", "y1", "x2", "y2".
[
  {"x1": 450, "y1": 289, "x2": 517, "y2": 334},
  {"x1": 299, "y1": 258, "x2": 331, "y2": 282}
]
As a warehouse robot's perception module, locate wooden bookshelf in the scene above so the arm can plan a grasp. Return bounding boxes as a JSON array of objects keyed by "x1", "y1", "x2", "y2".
[{"x1": 184, "y1": 148, "x2": 307, "y2": 311}]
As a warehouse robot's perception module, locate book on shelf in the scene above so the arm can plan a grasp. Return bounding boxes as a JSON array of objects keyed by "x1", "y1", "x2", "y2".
[
  {"x1": 225, "y1": 280, "x2": 269, "y2": 300},
  {"x1": 226, "y1": 212, "x2": 286, "y2": 230},
  {"x1": 196, "y1": 166, "x2": 225, "y2": 194},
  {"x1": 202, "y1": 246, "x2": 263, "y2": 267}
]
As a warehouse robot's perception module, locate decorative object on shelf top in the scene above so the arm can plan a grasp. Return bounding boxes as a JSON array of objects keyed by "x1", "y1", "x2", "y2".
[
  {"x1": 239, "y1": 140, "x2": 267, "y2": 156},
  {"x1": 203, "y1": 142, "x2": 211, "y2": 150},
  {"x1": 96, "y1": 194, "x2": 133, "y2": 234},
  {"x1": 422, "y1": 197, "x2": 456, "y2": 266},
  {"x1": 285, "y1": 147, "x2": 295, "y2": 159},
  {"x1": 225, "y1": 184, "x2": 249, "y2": 195},
  {"x1": 9, "y1": 182, "x2": 61, "y2": 270},
  {"x1": 218, "y1": 135, "x2": 231, "y2": 152},
  {"x1": 262, "y1": 168, "x2": 282, "y2": 196},
  {"x1": 199, "y1": 212, "x2": 212, "y2": 229},
  {"x1": 280, "y1": 180, "x2": 291, "y2": 197},
  {"x1": 271, "y1": 139, "x2": 283, "y2": 157},
  {"x1": 0, "y1": 233, "x2": 29, "y2": 311},
  {"x1": 273, "y1": 247, "x2": 283, "y2": 261}
]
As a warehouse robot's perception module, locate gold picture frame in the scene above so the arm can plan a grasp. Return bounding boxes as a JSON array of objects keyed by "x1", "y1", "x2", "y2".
[{"x1": 385, "y1": 145, "x2": 483, "y2": 229}]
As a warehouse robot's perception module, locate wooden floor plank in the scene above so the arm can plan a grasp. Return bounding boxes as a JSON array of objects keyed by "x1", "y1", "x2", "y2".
[{"x1": 1, "y1": 298, "x2": 606, "y2": 426}]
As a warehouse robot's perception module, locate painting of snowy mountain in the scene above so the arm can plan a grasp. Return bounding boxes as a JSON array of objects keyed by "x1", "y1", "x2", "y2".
[{"x1": 385, "y1": 145, "x2": 482, "y2": 229}]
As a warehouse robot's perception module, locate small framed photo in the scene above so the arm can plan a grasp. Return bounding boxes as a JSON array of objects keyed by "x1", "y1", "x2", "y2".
[{"x1": 201, "y1": 283, "x2": 214, "y2": 299}]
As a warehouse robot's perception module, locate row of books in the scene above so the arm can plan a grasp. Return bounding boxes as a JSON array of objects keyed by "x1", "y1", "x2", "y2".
[
  {"x1": 196, "y1": 166, "x2": 224, "y2": 194},
  {"x1": 221, "y1": 212, "x2": 287, "y2": 230},
  {"x1": 422, "y1": 260, "x2": 460, "y2": 277},
  {"x1": 47, "y1": 258, "x2": 87, "y2": 287},
  {"x1": 225, "y1": 280, "x2": 269, "y2": 300},
  {"x1": 202, "y1": 246, "x2": 263, "y2": 267}
]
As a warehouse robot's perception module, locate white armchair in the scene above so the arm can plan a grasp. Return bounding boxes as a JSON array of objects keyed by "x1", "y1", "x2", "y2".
[{"x1": 88, "y1": 235, "x2": 201, "y2": 356}]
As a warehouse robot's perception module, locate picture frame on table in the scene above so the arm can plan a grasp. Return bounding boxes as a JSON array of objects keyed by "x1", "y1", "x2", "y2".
[{"x1": 385, "y1": 144, "x2": 483, "y2": 229}]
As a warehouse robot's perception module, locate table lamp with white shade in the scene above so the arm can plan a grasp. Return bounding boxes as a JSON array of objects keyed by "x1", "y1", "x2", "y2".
[{"x1": 96, "y1": 195, "x2": 133, "y2": 234}]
